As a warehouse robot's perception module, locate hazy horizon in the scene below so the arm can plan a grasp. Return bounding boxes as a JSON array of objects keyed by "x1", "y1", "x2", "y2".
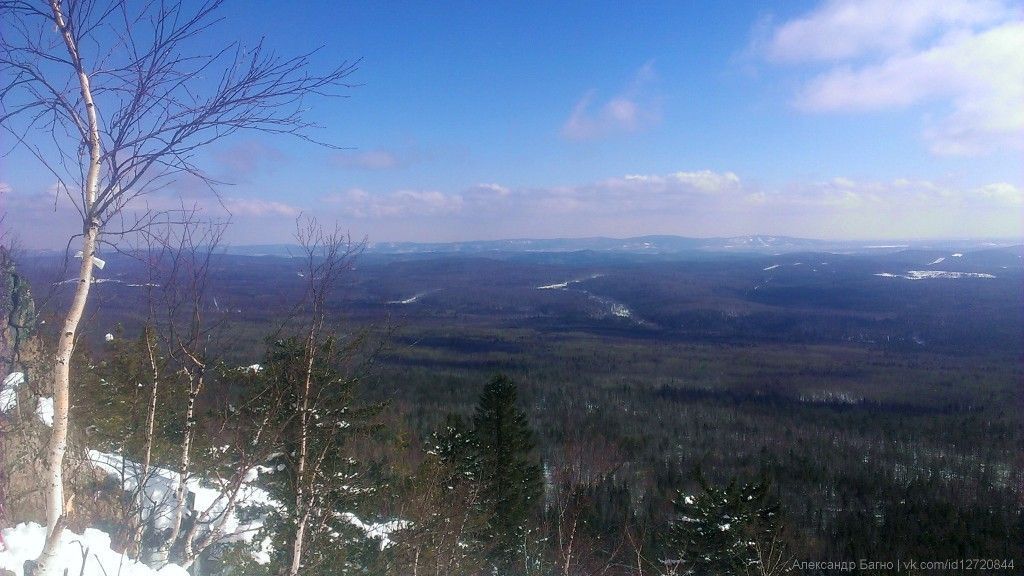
[{"x1": 3, "y1": 0, "x2": 1022, "y2": 248}]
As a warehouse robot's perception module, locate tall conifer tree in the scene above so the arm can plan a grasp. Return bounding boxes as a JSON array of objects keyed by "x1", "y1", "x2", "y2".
[{"x1": 472, "y1": 374, "x2": 543, "y2": 573}]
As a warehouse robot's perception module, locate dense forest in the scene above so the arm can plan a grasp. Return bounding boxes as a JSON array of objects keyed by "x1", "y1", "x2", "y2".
[
  {"x1": 3, "y1": 0, "x2": 1021, "y2": 573},
  {"x1": 3, "y1": 241, "x2": 1020, "y2": 575}
]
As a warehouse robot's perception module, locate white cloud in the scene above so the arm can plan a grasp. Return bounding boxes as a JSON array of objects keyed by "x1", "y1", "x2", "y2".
[
  {"x1": 760, "y1": 0, "x2": 1023, "y2": 155},
  {"x1": 764, "y1": 0, "x2": 1011, "y2": 62},
  {"x1": 625, "y1": 171, "x2": 742, "y2": 194},
  {"x1": 319, "y1": 171, "x2": 1020, "y2": 239},
  {"x1": 326, "y1": 187, "x2": 463, "y2": 218},
  {"x1": 561, "y1": 62, "x2": 660, "y2": 141},
  {"x1": 974, "y1": 182, "x2": 1022, "y2": 206},
  {"x1": 221, "y1": 198, "x2": 301, "y2": 217}
]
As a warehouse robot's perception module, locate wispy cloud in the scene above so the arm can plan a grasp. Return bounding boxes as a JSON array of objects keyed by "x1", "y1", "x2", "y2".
[
  {"x1": 757, "y1": 0, "x2": 1023, "y2": 155},
  {"x1": 213, "y1": 140, "x2": 286, "y2": 182},
  {"x1": 561, "y1": 62, "x2": 660, "y2": 141},
  {"x1": 332, "y1": 149, "x2": 401, "y2": 170},
  {"x1": 331, "y1": 145, "x2": 429, "y2": 171}
]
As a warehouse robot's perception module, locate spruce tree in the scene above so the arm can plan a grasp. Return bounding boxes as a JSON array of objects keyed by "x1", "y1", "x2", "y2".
[
  {"x1": 667, "y1": 474, "x2": 790, "y2": 576},
  {"x1": 471, "y1": 374, "x2": 543, "y2": 573}
]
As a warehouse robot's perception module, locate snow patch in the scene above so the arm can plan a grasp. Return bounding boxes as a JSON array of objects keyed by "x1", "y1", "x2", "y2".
[
  {"x1": 610, "y1": 303, "x2": 632, "y2": 318},
  {"x1": 1, "y1": 372, "x2": 25, "y2": 412},
  {"x1": 388, "y1": 292, "x2": 426, "y2": 304},
  {"x1": 762, "y1": 264, "x2": 780, "y2": 271},
  {"x1": 87, "y1": 450, "x2": 281, "y2": 564},
  {"x1": 0, "y1": 522, "x2": 188, "y2": 576},
  {"x1": 386, "y1": 289, "x2": 440, "y2": 305},
  {"x1": 535, "y1": 273, "x2": 603, "y2": 290},
  {"x1": 339, "y1": 513, "x2": 409, "y2": 550},
  {"x1": 928, "y1": 257, "x2": 945, "y2": 265},
  {"x1": 36, "y1": 396, "x2": 54, "y2": 427},
  {"x1": 874, "y1": 270, "x2": 995, "y2": 280}
]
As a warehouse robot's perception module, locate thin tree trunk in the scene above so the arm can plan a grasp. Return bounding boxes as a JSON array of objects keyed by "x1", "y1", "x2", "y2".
[
  {"x1": 130, "y1": 325, "x2": 161, "y2": 555},
  {"x1": 36, "y1": 2, "x2": 102, "y2": 573},
  {"x1": 161, "y1": 372, "x2": 201, "y2": 565},
  {"x1": 285, "y1": 334, "x2": 316, "y2": 576}
]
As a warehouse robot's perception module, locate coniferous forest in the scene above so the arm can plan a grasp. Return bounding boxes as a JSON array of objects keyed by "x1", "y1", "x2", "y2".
[
  {"x1": 2, "y1": 241, "x2": 1021, "y2": 575},
  {"x1": 1, "y1": 1, "x2": 1021, "y2": 575}
]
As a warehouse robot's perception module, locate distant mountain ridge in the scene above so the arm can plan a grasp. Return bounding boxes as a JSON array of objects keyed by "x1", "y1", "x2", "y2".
[{"x1": 222, "y1": 235, "x2": 1021, "y2": 257}]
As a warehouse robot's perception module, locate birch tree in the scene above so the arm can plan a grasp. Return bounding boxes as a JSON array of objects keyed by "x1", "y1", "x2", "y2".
[{"x1": 0, "y1": 2, "x2": 357, "y2": 573}]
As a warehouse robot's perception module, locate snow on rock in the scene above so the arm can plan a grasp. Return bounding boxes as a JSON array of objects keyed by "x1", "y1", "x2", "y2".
[
  {"x1": 105, "y1": 333, "x2": 115, "y2": 342},
  {"x1": 0, "y1": 522, "x2": 188, "y2": 576},
  {"x1": 1, "y1": 372, "x2": 25, "y2": 412},
  {"x1": 35, "y1": 396, "x2": 54, "y2": 427},
  {"x1": 874, "y1": 270, "x2": 995, "y2": 280}
]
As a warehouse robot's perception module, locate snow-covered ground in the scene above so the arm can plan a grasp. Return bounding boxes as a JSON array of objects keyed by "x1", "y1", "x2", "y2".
[
  {"x1": 535, "y1": 273, "x2": 603, "y2": 290},
  {"x1": 87, "y1": 450, "x2": 280, "y2": 563},
  {"x1": 386, "y1": 289, "x2": 440, "y2": 305},
  {"x1": 88, "y1": 449, "x2": 407, "y2": 563},
  {"x1": 875, "y1": 270, "x2": 996, "y2": 280},
  {"x1": 0, "y1": 523, "x2": 189, "y2": 576}
]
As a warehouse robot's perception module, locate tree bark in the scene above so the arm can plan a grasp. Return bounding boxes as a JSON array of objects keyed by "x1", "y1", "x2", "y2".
[
  {"x1": 36, "y1": 2, "x2": 102, "y2": 574},
  {"x1": 132, "y1": 325, "x2": 161, "y2": 554},
  {"x1": 285, "y1": 334, "x2": 316, "y2": 576},
  {"x1": 160, "y1": 370, "x2": 202, "y2": 566}
]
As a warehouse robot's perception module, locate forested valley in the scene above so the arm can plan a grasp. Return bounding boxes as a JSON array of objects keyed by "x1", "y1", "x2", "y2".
[{"x1": 3, "y1": 239, "x2": 1020, "y2": 575}]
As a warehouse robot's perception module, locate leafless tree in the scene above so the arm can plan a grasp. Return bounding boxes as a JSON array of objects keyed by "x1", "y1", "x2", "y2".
[
  {"x1": 387, "y1": 455, "x2": 491, "y2": 576},
  {"x1": 0, "y1": 1, "x2": 357, "y2": 572}
]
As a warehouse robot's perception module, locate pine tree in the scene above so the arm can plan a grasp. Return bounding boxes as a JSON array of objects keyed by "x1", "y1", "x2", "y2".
[{"x1": 471, "y1": 374, "x2": 543, "y2": 574}]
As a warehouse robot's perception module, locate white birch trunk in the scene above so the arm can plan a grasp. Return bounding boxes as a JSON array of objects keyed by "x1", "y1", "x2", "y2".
[{"x1": 36, "y1": 2, "x2": 102, "y2": 574}]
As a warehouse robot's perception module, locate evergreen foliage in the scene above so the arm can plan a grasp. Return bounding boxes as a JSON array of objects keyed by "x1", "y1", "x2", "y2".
[
  {"x1": 667, "y1": 474, "x2": 789, "y2": 576},
  {"x1": 471, "y1": 374, "x2": 543, "y2": 573},
  {"x1": 248, "y1": 336, "x2": 382, "y2": 575}
]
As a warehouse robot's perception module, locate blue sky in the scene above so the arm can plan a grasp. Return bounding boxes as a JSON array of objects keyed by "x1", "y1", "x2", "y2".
[{"x1": 2, "y1": 0, "x2": 1022, "y2": 247}]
